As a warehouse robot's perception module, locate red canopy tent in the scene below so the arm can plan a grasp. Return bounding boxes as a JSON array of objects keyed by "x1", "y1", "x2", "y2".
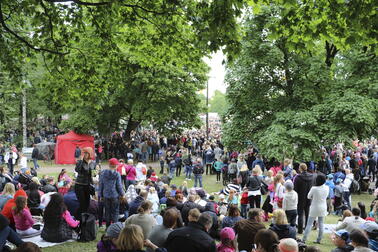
[{"x1": 55, "y1": 131, "x2": 94, "y2": 164}]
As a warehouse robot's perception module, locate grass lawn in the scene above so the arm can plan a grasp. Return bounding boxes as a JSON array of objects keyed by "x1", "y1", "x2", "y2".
[{"x1": 37, "y1": 166, "x2": 374, "y2": 252}]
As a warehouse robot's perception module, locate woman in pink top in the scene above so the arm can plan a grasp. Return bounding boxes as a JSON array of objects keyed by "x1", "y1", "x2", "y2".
[
  {"x1": 12, "y1": 196, "x2": 41, "y2": 237},
  {"x1": 125, "y1": 159, "x2": 137, "y2": 189}
]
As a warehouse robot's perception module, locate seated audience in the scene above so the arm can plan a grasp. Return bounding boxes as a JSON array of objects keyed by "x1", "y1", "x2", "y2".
[
  {"x1": 0, "y1": 183, "x2": 15, "y2": 210},
  {"x1": 181, "y1": 194, "x2": 204, "y2": 225},
  {"x1": 26, "y1": 182, "x2": 43, "y2": 215},
  {"x1": 13, "y1": 241, "x2": 41, "y2": 252},
  {"x1": 331, "y1": 229, "x2": 353, "y2": 252},
  {"x1": 41, "y1": 177, "x2": 57, "y2": 193},
  {"x1": 128, "y1": 190, "x2": 147, "y2": 216},
  {"x1": 217, "y1": 227, "x2": 236, "y2": 252},
  {"x1": 269, "y1": 209, "x2": 296, "y2": 239},
  {"x1": 349, "y1": 229, "x2": 373, "y2": 252},
  {"x1": 41, "y1": 193, "x2": 79, "y2": 242},
  {"x1": 97, "y1": 222, "x2": 124, "y2": 252},
  {"x1": 187, "y1": 208, "x2": 200, "y2": 222},
  {"x1": 164, "y1": 213, "x2": 216, "y2": 252},
  {"x1": 1, "y1": 188, "x2": 27, "y2": 227},
  {"x1": 116, "y1": 224, "x2": 163, "y2": 252},
  {"x1": 234, "y1": 208, "x2": 265, "y2": 252},
  {"x1": 125, "y1": 201, "x2": 156, "y2": 239},
  {"x1": 0, "y1": 213, "x2": 23, "y2": 251},
  {"x1": 360, "y1": 221, "x2": 378, "y2": 251},
  {"x1": 254, "y1": 229, "x2": 280, "y2": 252},
  {"x1": 63, "y1": 185, "x2": 80, "y2": 218},
  {"x1": 221, "y1": 204, "x2": 243, "y2": 228},
  {"x1": 278, "y1": 238, "x2": 299, "y2": 252},
  {"x1": 12, "y1": 196, "x2": 41, "y2": 237}
]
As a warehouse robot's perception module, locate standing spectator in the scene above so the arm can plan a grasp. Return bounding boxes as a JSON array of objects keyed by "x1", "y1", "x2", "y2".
[
  {"x1": 302, "y1": 174, "x2": 329, "y2": 244},
  {"x1": 294, "y1": 163, "x2": 314, "y2": 234},
  {"x1": 136, "y1": 160, "x2": 147, "y2": 182},
  {"x1": 31, "y1": 144, "x2": 39, "y2": 170},
  {"x1": 74, "y1": 145, "x2": 81, "y2": 160},
  {"x1": 164, "y1": 213, "x2": 216, "y2": 252},
  {"x1": 269, "y1": 209, "x2": 296, "y2": 240},
  {"x1": 273, "y1": 174, "x2": 285, "y2": 210},
  {"x1": 99, "y1": 158, "x2": 125, "y2": 228},
  {"x1": 193, "y1": 158, "x2": 204, "y2": 188},
  {"x1": 326, "y1": 174, "x2": 336, "y2": 213},
  {"x1": 204, "y1": 147, "x2": 215, "y2": 175},
  {"x1": 213, "y1": 159, "x2": 223, "y2": 183},
  {"x1": 168, "y1": 158, "x2": 176, "y2": 179},
  {"x1": 367, "y1": 155, "x2": 377, "y2": 182},
  {"x1": 125, "y1": 159, "x2": 136, "y2": 190},
  {"x1": 184, "y1": 154, "x2": 193, "y2": 180},
  {"x1": 246, "y1": 167, "x2": 263, "y2": 208},
  {"x1": 4, "y1": 149, "x2": 17, "y2": 175},
  {"x1": 234, "y1": 208, "x2": 265, "y2": 252},
  {"x1": 175, "y1": 154, "x2": 182, "y2": 177},
  {"x1": 283, "y1": 180, "x2": 298, "y2": 227},
  {"x1": 116, "y1": 159, "x2": 127, "y2": 189},
  {"x1": 0, "y1": 143, "x2": 4, "y2": 165},
  {"x1": 252, "y1": 154, "x2": 265, "y2": 171},
  {"x1": 74, "y1": 147, "x2": 95, "y2": 219}
]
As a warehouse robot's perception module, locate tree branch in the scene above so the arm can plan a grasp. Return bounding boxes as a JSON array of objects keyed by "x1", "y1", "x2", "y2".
[
  {"x1": 0, "y1": 2, "x2": 68, "y2": 55},
  {"x1": 45, "y1": 0, "x2": 110, "y2": 6}
]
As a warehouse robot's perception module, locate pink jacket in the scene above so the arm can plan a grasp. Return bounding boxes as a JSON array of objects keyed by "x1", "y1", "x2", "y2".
[
  {"x1": 216, "y1": 244, "x2": 235, "y2": 252},
  {"x1": 62, "y1": 210, "x2": 79, "y2": 228},
  {"x1": 125, "y1": 165, "x2": 136, "y2": 180},
  {"x1": 12, "y1": 208, "x2": 35, "y2": 231}
]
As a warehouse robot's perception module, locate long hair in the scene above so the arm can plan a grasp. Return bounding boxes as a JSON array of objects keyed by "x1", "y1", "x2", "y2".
[
  {"x1": 2, "y1": 183, "x2": 15, "y2": 196},
  {"x1": 137, "y1": 201, "x2": 152, "y2": 214},
  {"x1": 13, "y1": 196, "x2": 27, "y2": 216},
  {"x1": 254, "y1": 229, "x2": 279, "y2": 252},
  {"x1": 116, "y1": 224, "x2": 144, "y2": 250},
  {"x1": 43, "y1": 193, "x2": 67, "y2": 225}
]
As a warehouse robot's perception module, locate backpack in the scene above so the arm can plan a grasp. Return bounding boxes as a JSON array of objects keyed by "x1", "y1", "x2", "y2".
[
  {"x1": 350, "y1": 179, "x2": 360, "y2": 193},
  {"x1": 78, "y1": 213, "x2": 97, "y2": 242}
]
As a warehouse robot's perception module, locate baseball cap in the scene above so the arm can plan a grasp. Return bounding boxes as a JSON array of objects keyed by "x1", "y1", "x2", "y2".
[
  {"x1": 220, "y1": 227, "x2": 235, "y2": 240},
  {"x1": 106, "y1": 222, "x2": 124, "y2": 238},
  {"x1": 334, "y1": 229, "x2": 350, "y2": 242},
  {"x1": 109, "y1": 158, "x2": 119, "y2": 166},
  {"x1": 361, "y1": 221, "x2": 378, "y2": 234}
]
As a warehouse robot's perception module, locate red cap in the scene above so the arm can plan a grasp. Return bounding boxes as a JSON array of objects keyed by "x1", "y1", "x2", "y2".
[{"x1": 109, "y1": 158, "x2": 119, "y2": 166}]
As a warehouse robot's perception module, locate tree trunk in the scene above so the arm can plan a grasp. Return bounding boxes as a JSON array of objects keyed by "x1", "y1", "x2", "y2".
[{"x1": 124, "y1": 115, "x2": 140, "y2": 141}]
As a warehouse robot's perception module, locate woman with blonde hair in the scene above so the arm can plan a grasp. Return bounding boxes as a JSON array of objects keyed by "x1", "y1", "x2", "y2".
[
  {"x1": 273, "y1": 174, "x2": 285, "y2": 209},
  {"x1": 116, "y1": 224, "x2": 145, "y2": 251},
  {"x1": 269, "y1": 209, "x2": 296, "y2": 239},
  {"x1": 125, "y1": 201, "x2": 156, "y2": 239},
  {"x1": 0, "y1": 183, "x2": 15, "y2": 210}
]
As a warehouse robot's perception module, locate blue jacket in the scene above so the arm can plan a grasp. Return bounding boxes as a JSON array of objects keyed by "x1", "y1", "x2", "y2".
[
  {"x1": 325, "y1": 180, "x2": 335, "y2": 199},
  {"x1": 99, "y1": 169, "x2": 124, "y2": 199},
  {"x1": 333, "y1": 172, "x2": 346, "y2": 184},
  {"x1": 252, "y1": 159, "x2": 265, "y2": 170},
  {"x1": 63, "y1": 190, "x2": 79, "y2": 217},
  {"x1": 369, "y1": 239, "x2": 378, "y2": 251}
]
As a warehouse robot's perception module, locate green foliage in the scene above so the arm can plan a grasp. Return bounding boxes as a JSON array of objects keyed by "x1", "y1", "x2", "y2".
[
  {"x1": 209, "y1": 90, "x2": 229, "y2": 116},
  {"x1": 224, "y1": 8, "x2": 378, "y2": 160}
]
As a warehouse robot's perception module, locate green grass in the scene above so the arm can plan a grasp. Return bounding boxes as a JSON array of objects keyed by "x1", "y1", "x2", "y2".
[{"x1": 37, "y1": 167, "x2": 374, "y2": 252}]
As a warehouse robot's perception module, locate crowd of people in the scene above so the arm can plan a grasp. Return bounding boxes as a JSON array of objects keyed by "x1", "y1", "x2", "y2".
[{"x1": 0, "y1": 136, "x2": 377, "y2": 252}]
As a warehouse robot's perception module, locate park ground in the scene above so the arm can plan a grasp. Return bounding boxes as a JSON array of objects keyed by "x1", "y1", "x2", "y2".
[{"x1": 28, "y1": 160, "x2": 374, "y2": 252}]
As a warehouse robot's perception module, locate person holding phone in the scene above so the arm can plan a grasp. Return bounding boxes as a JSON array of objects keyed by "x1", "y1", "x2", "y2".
[{"x1": 75, "y1": 147, "x2": 95, "y2": 220}]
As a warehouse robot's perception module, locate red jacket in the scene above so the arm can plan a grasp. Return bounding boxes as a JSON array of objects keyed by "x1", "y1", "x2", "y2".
[{"x1": 1, "y1": 189, "x2": 28, "y2": 224}]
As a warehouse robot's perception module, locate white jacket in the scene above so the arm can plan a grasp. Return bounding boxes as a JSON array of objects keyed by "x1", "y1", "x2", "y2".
[
  {"x1": 4, "y1": 152, "x2": 17, "y2": 164},
  {"x1": 283, "y1": 190, "x2": 298, "y2": 211},
  {"x1": 308, "y1": 184, "x2": 329, "y2": 217},
  {"x1": 336, "y1": 216, "x2": 366, "y2": 233}
]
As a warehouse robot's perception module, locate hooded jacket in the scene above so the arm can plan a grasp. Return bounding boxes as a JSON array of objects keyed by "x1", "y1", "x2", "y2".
[
  {"x1": 269, "y1": 223, "x2": 296, "y2": 239},
  {"x1": 1, "y1": 189, "x2": 28, "y2": 223},
  {"x1": 99, "y1": 169, "x2": 125, "y2": 199},
  {"x1": 294, "y1": 171, "x2": 314, "y2": 209}
]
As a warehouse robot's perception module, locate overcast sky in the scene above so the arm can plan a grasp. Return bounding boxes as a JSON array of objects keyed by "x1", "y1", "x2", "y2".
[{"x1": 203, "y1": 51, "x2": 227, "y2": 97}]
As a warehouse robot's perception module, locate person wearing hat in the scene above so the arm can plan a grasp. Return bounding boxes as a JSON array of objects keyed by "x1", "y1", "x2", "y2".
[
  {"x1": 361, "y1": 221, "x2": 378, "y2": 251},
  {"x1": 97, "y1": 222, "x2": 124, "y2": 252},
  {"x1": 75, "y1": 146, "x2": 96, "y2": 219},
  {"x1": 331, "y1": 229, "x2": 353, "y2": 252},
  {"x1": 217, "y1": 227, "x2": 236, "y2": 252},
  {"x1": 99, "y1": 158, "x2": 125, "y2": 228}
]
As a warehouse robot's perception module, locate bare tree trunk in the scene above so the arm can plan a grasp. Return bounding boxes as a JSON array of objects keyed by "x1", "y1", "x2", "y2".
[{"x1": 22, "y1": 88, "x2": 27, "y2": 147}]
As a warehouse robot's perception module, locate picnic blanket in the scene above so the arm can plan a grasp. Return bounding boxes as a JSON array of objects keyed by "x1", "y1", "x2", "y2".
[
  {"x1": 323, "y1": 224, "x2": 337, "y2": 233},
  {"x1": 22, "y1": 235, "x2": 76, "y2": 248}
]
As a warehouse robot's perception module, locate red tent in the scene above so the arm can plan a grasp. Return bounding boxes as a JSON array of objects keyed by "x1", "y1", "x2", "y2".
[{"x1": 55, "y1": 131, "x2": 95, "y2": 164}]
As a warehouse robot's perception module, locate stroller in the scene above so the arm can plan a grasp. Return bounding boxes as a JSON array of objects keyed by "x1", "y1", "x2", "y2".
[{"x1": 360, "y1": 176, "x2": 370, "y2": 192}]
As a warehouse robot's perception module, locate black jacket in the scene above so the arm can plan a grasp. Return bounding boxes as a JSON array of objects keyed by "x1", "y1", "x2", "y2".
[
  {"x1": 180, "y1": 201, "x2": 204, "y2": 224},
  {"x1": 0, "y1": 213, "x2": 9, "y2": 231},
  {"x1": 32, "y1": 147, "x2": 39, "y2": 159},
  {"x1": 42, "y1": 184, "x2": 57, "y2": 194},
  {"x1": 294, "y1": 171, "x2": 314, "y2": 209},
  {"x1": 165, "y1": 222, "x2": 216, "y2": 252},
  {"x1": 75, "y1": 160, "x2": 95, "y2": 185},
  {"x1": 269, "y1": 223, "x2": 296, "y2": 240},
  {"x1": 331, "y1": 245, "x2": 354, "y2": 252},
  {"x1": 192, "y1": 163, "x2": 204, "y2": 175}
]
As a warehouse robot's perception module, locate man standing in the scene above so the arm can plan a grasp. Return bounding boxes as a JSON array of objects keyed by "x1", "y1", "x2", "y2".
[
  {"x1": 31, "y1": 144, "x2": 39, "y2": 170},
  {"x1": 294, "y1": 163, "x2": 314, "y2": 234},
  {"x1": 234, "y1": 208, "x2": 266, "y2": 252},
  {"x1": 99, "y1": 158, "x2": 125, "y2": 228},
  {"x1": 74, "y1": 145, "x2": 81, "y2": 161},
  {"x1": 164, "y1": 213, "x2": 216, "y2": 252},
  {"x1": 193, "y1": 158, "x2": 204, "y2": 188}
]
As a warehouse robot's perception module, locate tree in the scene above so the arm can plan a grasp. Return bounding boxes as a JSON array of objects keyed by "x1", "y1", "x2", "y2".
[
  {"x1": 224, "y1": 8, "x2": 378, "y2": 160},
  {"x1": 209, "y1": 90, "x2": 228, "y2": 116}
]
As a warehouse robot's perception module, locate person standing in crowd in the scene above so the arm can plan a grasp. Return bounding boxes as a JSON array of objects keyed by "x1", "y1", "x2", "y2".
[
  {"x1": 75, "y1": 147, "x2": 95, "y2": 219},
  {"x1": 74, "y1": 145, "x2": 81, "y2": 161},
  {"x1": 246, "y1": 167, "x2": 263, "y2": 208},
  {"x1": 234, "y1": 208, "x2": 265, "y2": 252},
  {"x1": 252, "y1": 154, "x2": 265, "y2": 171},
  {"x1": 213, "y1": 159, "x2": 223, "y2": 183},
  {"x1": 136, "y1": 160, "x2": 147, "y2": 182},
  {"x1": 294, "y1": 163, "x2": 314, "y2": 234},
  {"x1": 282, "y1": 180, "x2": 298, "y2": 227},
  {"x1": 183, "y1": 154, "x2": 193, "y2": 180},
  {"x1": 4, "y1": 148, "x2": 17, "y2": 175},
  {"x1": 193, "y1": 158, "x2": 204, "y2": 188},
  {"x1": 99, "y1": 158, "x2": 125, "y2": 228},
  {"x1": 125, "y1": 159, "x2": 137, "y2": 190},
  {"x1": 31, "y1": 144, "x2": 39, "y2": 170},
  {"x1": 302, "y1": 174, "x2": 329, "y2": 244}
]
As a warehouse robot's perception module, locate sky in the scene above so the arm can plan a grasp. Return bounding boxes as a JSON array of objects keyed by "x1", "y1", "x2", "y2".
[{"x1": 203, "y1": 51, "x2": 227, "y2": 98}]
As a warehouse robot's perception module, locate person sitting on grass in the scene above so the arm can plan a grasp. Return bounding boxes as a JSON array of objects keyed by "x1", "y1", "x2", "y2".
[
  {"x1": 360, "y1": 221, "x2": 378, "y2": 251},
  {"x1": 278, "y1": 238, "x2": 299, "y2": 252},
  {"x1": 349, "y1": 229, "x2": 373, "y2": 252},
  {"x1": 0, "y1": 213, "x2": 23, "y2": 251},
  {"x1": 97, "y1": 222, "x2": 124, "y2": 252},
  {"x1": 331, "y1": 229, "x2": 354, "y2": 252},
  {"x1": 336, "y1": 208, "x2": 366, "y2": 233},
  {"x1": 0, "y1": 183, "x2": 15, "y2": 211},
  {"x1": 253, "y1": 229, "x2": 280, "y2": 252},
  {"x1": 12, "y1": 196, "x2": 41, "y2": 237},
  {"x1": 41, "y1": 193, "x2": 79, "y2": 242}
]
